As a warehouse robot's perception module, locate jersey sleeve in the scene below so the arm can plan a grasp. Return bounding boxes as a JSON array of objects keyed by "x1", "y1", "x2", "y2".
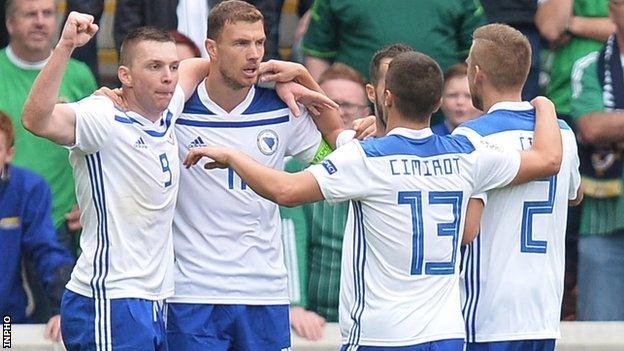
[
  {"x1": 68, "y1": 95, "x2": 115, "y2": 154},
  {"x1": 167, "y1": 85, "x2": 187, "y2": 120},
  {"x1": 285, "y1": 109, "x2": 323, "y2": 165},
  {"x1": 472, "y1": 138, "x2": 521, "y2": 194},
  {"x1": 306, "y1": 141, "x2": 371, "y2": 204}
]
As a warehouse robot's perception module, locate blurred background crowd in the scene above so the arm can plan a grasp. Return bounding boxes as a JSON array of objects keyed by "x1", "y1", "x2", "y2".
[{"x1": 1, "y1": 0, "x2": 623, "y2": 342}]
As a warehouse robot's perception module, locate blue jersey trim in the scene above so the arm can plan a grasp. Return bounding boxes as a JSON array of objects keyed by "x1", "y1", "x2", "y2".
[
  {"x1": 346, "y1": 201, "x2": 366, "y2": 350},
  {"x1": 182, "y1": 88, "x2": 216, "y2": 115},
  {"x1": 176, "y1": 115, "x2": 289, "y2": 128},
  {"x1": 243, "y1": 87, "x2": 288, "y2": 114},
  {"x1": 114, "y1": 115, "x2": 142, "y2": 125},
  {"x1": 361, "y1": 134, "x2": 475, "y2": 158},
  {"x1": 431, "y1": 122, "x2": 451, "y2": 136},
  {"x1": 85, "y1": 153, "x2": 111, "y2": 349},
  {"x1": 114, "y1": 111, "x2": 173, "y2": 138},
  {"x1": 460, "y1": 109, "x2": 571, "y2": 137}
]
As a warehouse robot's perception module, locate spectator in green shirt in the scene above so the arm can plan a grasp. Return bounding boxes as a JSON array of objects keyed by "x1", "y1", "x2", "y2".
[
  {"x1": 302, "y1": 0, "x2": 485, "y2": 82},
  {"x1": 570, "y1": 0, "x2": 624, "y2": 320},
  {"x1": 536, "y1": 0, "x2": 614, "y2": 320},
  {"x1": 0, "y1": 0, "x2": 96, "y2": 322},
  {"x1": 537, "y1": 0, "x2": 614, "y2": 121}
]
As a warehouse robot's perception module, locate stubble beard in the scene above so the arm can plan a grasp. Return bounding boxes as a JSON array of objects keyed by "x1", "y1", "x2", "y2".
[{"x1": 220, "y1": 67, "x2": 251, "y2": 91}]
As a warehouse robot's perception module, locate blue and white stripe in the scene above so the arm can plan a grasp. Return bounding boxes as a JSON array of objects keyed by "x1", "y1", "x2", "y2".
[
  {"x1": 345, "y1": 201, "x2": 366, "y2": 351},
  {"x1": 462, "y1": 235, "x2": 481, "y2": 343},
  {"x1": 86, "y1": 153, "x2": 112, "y2": 351}
]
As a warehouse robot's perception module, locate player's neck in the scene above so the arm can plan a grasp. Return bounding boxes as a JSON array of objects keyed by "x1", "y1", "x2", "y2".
[
  {"x1": 7, "y1": 42, "x2": 51, "y2": 63},
  {"x1": 386, "y1": 111, "x2": 430, "y2": 134},
  {"x1": 205, "y1": 74, "x2": 252, "y2": 113},
  {"x1": 480, "y1": 87, "x2": 522, "y2": 113},
  {"x1": 123, "y1": 90, "x2": 163, "y2": 123}
]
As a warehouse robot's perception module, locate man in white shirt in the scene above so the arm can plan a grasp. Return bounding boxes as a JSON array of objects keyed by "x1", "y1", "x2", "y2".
[
  {"x1": 21, "y1": 13, "x2": 205, "y2": 350},
  {"x1": 454, "y1": 23, "x2": 582, "y2": 351},
  {"x1": 165, "y1": 1, "x2": 358, "y2": 351},
  {"x1": 183, "y1": 51, "x2": 563, "y2": 350}
]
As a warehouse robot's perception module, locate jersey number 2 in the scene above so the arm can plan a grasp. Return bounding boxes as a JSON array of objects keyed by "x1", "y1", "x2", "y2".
[
  {"x1": 399, "y1": 191, "x2": 463, "y2": 276},
  {"x1": 520, "y1": 176, "x2": 557, "y2": 254}
]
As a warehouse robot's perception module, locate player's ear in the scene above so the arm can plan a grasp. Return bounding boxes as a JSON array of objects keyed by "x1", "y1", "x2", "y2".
[
  {"x1": 474, "y1": 65, "x2": 484, "y2": 85},
  {"x1": 432, "y1": 97, "x2": 442, "y2": 114},
  {"x1": 206, "y1": 39, "x2": 217, "y2": 60},
  {"x1": 384, "y1": 90, "x2": 394, "y2": 107},
  {"x1": 118, "y1": 65, "x2": 132, "y2": 87},
  {"x1": 366, "y1": 83, "x2": 376, "y2": 105}
]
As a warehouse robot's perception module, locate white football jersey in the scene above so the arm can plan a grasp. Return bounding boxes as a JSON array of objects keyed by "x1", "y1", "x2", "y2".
[
  {"x1": 454, "y1": 101, "x2": 581, "y2": 342},
  {"x1": 307, "y1": 127, "x2": 521, "y2": 347},
  {"x1": 169, "y1": 82, "x2": 321, "y2": 304},
  {"x1": 65, "y1": 86, "x2": 186, "y2": 300}
]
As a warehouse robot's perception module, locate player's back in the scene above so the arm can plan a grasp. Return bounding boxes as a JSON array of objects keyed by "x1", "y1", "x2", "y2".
[
  {"x1": 316, "y1": 128, "x2": 520, "y2": 347},
  {"x1": 455, "y1": 102, "x2": 580, "y2": 342}
]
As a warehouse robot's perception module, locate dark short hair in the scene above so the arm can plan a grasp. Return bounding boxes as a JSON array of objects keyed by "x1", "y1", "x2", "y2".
[
  {"x1": 385, "y1": 52, "x2": 443, "y2": 120},
  {"x1": 119, "y1": 26, "x2": 175, "y2": 66},
  {"x1": 207, "y1": 0, "x2": 264, "y2": 40},
  {"x1": 470, "y1": 23, "x2": 531, "y2": 90},
  {"x1": 0, "y1": 111, "x2": 15, "y2": 147},
  {"x1": 369, "y1": 44, "x2": 413, "y2": 85}
]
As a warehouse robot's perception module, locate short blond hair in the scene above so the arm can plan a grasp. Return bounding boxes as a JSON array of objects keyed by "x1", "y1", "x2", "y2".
[{"x1": 470, "y1": 23, "x2": 531, "y2": 90}]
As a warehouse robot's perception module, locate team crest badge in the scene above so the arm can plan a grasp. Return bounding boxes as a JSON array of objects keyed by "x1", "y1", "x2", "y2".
[{"x1": 257, "y1": 129, "x2": 279, "y2": 155}]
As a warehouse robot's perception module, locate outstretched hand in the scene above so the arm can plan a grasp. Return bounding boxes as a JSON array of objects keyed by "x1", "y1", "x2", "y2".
[
  {"x1": 275, "y1": 81, "x2": 338, "y2": 117},
  {"x1": 259, "y1": 60, "x2": 306, "y2": 83},
  {"x1": 183, "y1": 146, "x2": 232, "y2": 170},
  {"x1": 59, "y1": 11, "x2": 98, "y2": 49}
]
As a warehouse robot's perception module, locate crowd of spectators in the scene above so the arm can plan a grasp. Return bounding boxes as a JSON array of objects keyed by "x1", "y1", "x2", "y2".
[{"x1": 0, "y1": 0, "x2": 623, "y2": 344}]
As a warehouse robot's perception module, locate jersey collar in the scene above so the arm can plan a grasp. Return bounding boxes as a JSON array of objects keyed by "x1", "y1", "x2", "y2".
[
  {"x1": 5, "y1": 45, "x2": 50, "y2": 70},
  {"x1": 386, "y1": 127, "x2": 434, "y2": 139},
  {"x1": 199, "y1": 80, "x2": 256, "y2": 115},
  {"x1": 487, "y1": 101, "x2": 533, "y2": 113}
]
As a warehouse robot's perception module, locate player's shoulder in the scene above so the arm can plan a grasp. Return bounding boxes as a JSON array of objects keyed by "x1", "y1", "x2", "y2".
[
  {"x1": 182, "y1": 86, "x2": 216, "y2": 116},
  {"x1": 359, "y1": 133, "x2": 476, "y2": 158},
  {"x1": 460, "y1": 109, "x2": 572, "y2": 137},
  {"x1": 459, "y1": 109, "x2": 537, "y2": 137},
  {"x1": 242, "y1": 86, "x2": 288, "y2": 115}
]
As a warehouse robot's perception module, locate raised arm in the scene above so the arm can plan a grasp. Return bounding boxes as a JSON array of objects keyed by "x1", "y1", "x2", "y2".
[
  {"x1": 178, "y1": 58, "x2": 211, "y2": 100},
  {"x1": 510, "y1": 97, "x2": 563, "y2": 185},
  {"x1": 22, "y1": 12, "x2": 98, "y2": 145},
  {"x1": 183, "y1": 146, "x2": 323, "y2": 207}
]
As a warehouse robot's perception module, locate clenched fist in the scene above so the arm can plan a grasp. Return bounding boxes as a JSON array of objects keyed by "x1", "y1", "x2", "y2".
[{"x1": 58, "y1": 11, "x2": 99, "y2": 49}]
